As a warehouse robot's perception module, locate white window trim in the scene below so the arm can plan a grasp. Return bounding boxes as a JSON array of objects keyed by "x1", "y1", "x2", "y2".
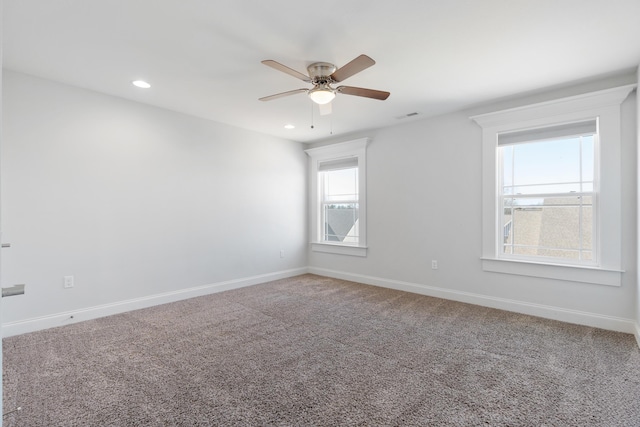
[
  {"x1": 471, "y1": 85, "x2": 635, "y2": 286},
  {"x1": 305, "y1": 138, "x2": 369, "y2": 257}
]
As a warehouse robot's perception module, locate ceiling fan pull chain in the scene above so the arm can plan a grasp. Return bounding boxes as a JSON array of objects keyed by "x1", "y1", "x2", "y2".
[{"x1": 310, "y1": 101, "x2": 315, "y2": 129}]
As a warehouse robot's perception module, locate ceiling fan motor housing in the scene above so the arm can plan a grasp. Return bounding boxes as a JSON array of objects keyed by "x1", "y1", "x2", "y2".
[{"x1": 307, "y1": 62, "x2": 337, "y2": 84}]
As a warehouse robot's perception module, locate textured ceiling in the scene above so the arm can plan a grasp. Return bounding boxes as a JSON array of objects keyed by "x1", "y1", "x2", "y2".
[{"x1": 3, "y1": 0, "x2": 640, "y2": 142}]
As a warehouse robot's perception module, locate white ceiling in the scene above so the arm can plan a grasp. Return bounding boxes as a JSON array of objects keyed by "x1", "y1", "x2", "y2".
[{"x1": 3, "y1": 0, "x2": 640, "y2": 143}]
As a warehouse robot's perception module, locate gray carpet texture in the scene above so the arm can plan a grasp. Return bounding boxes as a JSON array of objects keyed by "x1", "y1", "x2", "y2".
[{"x1": 3, "y1": 274, "x2": 640, "y2": 426}]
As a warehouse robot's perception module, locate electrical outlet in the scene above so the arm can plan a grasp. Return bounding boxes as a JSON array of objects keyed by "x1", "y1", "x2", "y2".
[
  {"x1": 64, "y1": 275, "x2": 74, "y2": 288},
  {"x1": 280, "y1": 249, "x2": 285, "y2": 258},
  {"x1": 431, "y1": 260, "x2": 438, "y2": 270}
]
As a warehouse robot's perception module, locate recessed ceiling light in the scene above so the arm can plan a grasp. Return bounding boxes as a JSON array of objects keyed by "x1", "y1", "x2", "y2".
[
  {"x1": 284, "y1": 124, "x2": 295, "y2": 129},
  {"x1": 132, "y1": 80, "x2": 151, "y2": 89}
]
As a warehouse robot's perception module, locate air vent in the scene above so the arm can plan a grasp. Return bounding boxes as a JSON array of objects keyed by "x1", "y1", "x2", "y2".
[{"x1": 395, "y1": 112, "x2": 419, "y2": 120}]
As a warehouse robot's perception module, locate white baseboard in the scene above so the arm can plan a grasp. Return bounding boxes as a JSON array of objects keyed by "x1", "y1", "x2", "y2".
[
  {"x1": 308, "y1": 267, "x2": 638, "y2": 336},
  {"x1": 5, "y1": 266, "x2": 638, "y2": 348},
  {"x1": 2, "y1": 267, "x2": 308, "y2": 338}
]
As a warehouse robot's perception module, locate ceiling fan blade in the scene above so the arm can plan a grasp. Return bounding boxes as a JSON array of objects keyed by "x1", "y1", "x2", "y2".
[
  {"x1": 319, "y1": 102, "x2": 332, "y2": 116},
  {"x1": 337, "y1": 86, "x2": 390, "y2": 100},
  {"x1": 261, "y1": 60, "x2": 312, "y2": 82},
  {"x1": 259, "y1": 88, "x2": 308, "y2": 101},
  {"x1": 330, "y1": 54, "x2": 375, "y2": 82}
]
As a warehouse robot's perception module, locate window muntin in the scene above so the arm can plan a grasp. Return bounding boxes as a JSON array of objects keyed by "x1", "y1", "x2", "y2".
[{"x1": 498, "y1": 125, "x2": 596, "y2": 265}]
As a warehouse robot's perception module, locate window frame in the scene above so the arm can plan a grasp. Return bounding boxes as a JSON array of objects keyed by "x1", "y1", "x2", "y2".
[
  {"x1": 498, "y1": 124, "x2": 598, "y2": 266},
  {"x1": 471, "y1": 85, "x2": 635, "y2": 286},
  {"x1": 319, "y1": 165, "x2": 360, "y2": 244},
  {"x1": 305, "y1": 138, "x2": 369, "y2": 257}
]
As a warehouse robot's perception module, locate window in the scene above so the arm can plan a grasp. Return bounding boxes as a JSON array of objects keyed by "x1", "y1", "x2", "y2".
[
  {"x1": 319, "y1": 159, "x2": 359, "y2": 243},
  {"x1": 472, "y1": 85, "x2": 634, "y2": 286},
  {"x1": 305, "y1": 138, "x2": 369, "y2": 257},
  {"x1": 498, "y1": 120, "x2": 597, "y2": 264}
]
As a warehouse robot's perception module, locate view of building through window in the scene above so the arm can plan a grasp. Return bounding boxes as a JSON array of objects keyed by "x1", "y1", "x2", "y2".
[
  {"x1": 320, "y1": 166, "x2": 359, "y2": 243},
  {"x1": 499, "y1": 133, "x2": 595, "y2": 263}
]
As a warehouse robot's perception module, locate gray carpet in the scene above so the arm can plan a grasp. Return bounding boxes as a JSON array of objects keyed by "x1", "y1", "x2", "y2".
[{"x1": 3, "y1": 274, "x2": 640, "y2": 426}]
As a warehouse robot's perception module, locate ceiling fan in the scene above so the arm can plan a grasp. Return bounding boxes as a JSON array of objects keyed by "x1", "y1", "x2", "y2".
[{"x1": 259, "y1": 54, "x2": 390, "y2": 114}]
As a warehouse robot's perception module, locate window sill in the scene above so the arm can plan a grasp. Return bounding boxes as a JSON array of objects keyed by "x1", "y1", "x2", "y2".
[
  {"x1": 311, "y1": 243, "x2": 367, "y2": 257},
  {"x1": 481, "y1": 257, "x2": 623, "y2": 287}
]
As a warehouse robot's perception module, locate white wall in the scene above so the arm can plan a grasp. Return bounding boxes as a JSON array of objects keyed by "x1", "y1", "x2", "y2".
[
  {"x1": 1, "y1": 70, "x2": 308, "y2": 333},
  {"x1": 309, "y1": 72, "x2": 638, "y2": 333},
  {"x1": 2, "y1": 69, "x2": 637, "y2": 338},
  {"x1": 1, "y1": 0, "x2": 5, "y2": 419}
]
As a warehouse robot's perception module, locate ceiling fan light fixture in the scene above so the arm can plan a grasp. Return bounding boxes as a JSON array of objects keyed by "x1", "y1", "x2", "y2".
[{"x1": 308, "y1": 86, "x2": 335, "y2": 105}]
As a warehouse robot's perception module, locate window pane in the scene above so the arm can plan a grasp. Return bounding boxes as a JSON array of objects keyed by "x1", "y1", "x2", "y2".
[
  {"x1": 518, "y1": 205, "x2": 580, "y2": 249},
  {"x1": 581, "y1": 203, "x2": 593, "y2": 250},
  {"x1": 504, "y1": 195, "x2": 592, "y2": 261},
  {"x1": 512, "y1": 137, "x2": 581, "y2": 188},
  {"x1": 323, "y1": 203, "x2": 359, "y2": 242},
  {"x1": 322, "y1": 167, "x2": 358, "y2": 203},
  {"x1": 581, "y1": 135, "x2": 594, "y2": 184},
  {"x1": 503, "y1": 206, "x2": 513, "y2": 245},
  {"x1": 501, "y1": 145, "x2": 513, "y2": 188}
]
